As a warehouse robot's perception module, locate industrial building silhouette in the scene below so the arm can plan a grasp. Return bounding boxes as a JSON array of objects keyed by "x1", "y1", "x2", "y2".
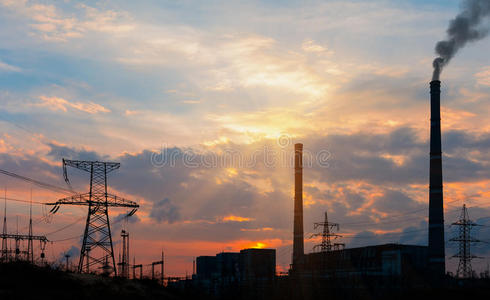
[
  {"x1": 1, "y1": 81, "x2": 489, "y2": 300},
  {"x1": 286, "y1": 81, "x2": 445, "y2": 279},
  {"x1": 172, "y1": 81, "x2": 450, "y2": 297}
]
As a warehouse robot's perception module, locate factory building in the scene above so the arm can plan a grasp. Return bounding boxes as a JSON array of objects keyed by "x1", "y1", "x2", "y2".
[
  {"x1": 302, "y1": 244, "x2": 427, "y2": 278},
  {"x1": 239, "y1": 248, "x2": 276, "y2": 281},
  {"x1": 291, "y1": 143, "x2": 429, "y2": 278},
  {"x1": 196, "y1": 248, "x2": 276, "y2": 282},
  {"x1": 196, "y1": 256, "x2": 218, "y2": 278}
]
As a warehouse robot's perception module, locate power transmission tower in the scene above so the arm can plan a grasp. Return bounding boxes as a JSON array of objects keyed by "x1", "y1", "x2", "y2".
[
  {"x1": 312, "y1": 211, "x2": 341, "y2": 252},
  {"x1": 450, "y1": 204, "x2": 482, "y2": 278},
  {"x1": 46, "y1": 159, "x2": 139, "y2": 276}
]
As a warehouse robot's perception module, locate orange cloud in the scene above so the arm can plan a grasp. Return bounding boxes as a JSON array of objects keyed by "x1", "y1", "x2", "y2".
[
  {"x1": 475, "y1": 66, "x2": 490, "y2": 86},
  {"x1": 37, "y1": 96, "x2": 110, "y2": 114},
  {"x1": 240, "y1": 227, "x2": 274, "y2": 232},
  {"x1": 222, "y1": 215, "x2": 253, "y2": 222}
]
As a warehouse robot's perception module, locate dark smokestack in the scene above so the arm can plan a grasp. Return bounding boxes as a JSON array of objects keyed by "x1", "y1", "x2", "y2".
[
  {"x1": 428, "y1": 80, "x2": 445, "y2": 277},
  {"x1": 292, "y1": 143, "x2": 304, "y2": 269},
  {"x1": 432, "y1": 0, "x2": 490, "y2": 80}
]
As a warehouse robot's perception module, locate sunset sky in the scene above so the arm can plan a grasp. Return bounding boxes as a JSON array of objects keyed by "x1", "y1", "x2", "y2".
[{"x1": 1, "y1": 0, "x2": 490, "y2": 276}]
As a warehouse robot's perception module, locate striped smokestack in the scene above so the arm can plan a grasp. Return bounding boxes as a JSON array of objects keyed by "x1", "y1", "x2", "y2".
[
  {"x1": 292, "y1": 143, "x2": 304, "y2": 270},
  {"x1": 428, "y1": 80, "x2": 445, "y2": 276}
]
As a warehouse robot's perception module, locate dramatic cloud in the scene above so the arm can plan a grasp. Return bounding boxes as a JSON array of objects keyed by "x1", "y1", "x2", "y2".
[
  {"x1": 149, "y1": 198, "x2": 181, "y2": 224},
  {"x1": 1, "y1": 0, "x2": 489, "y2": 275}
]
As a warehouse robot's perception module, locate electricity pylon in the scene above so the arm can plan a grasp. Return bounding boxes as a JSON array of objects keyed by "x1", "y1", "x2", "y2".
[
  {"x1": 312, "y1": 211, "x2": 342, "y2": 252},
  {"x1": 46, "y1": 159, "x2": 138, "y2": 276},
  {"x1": 450, "y1": 204, "x2": 482, "y2": 278}
]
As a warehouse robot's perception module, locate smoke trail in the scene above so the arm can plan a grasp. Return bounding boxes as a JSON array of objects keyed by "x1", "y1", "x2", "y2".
[{"x1": 432, "y1": 0, "x2": 490, "y2": 80}]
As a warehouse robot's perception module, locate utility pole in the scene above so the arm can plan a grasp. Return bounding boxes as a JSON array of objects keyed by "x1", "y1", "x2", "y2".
[
  {"x1": 133, "y1": 257, "x2": 143, "y2": 280},
  {"x1": 15, "y1": 215, "x2": 19, "y2": 261},
  {"x1": 133, "y1": 256, "x2": 135, "y2": 279},
  {"x1": 27, "y1": 189, "x2": 34, "y2": 263},
  {"x1": 450, "y1": 204, "x2": 482, "y2": 278},
  {"x1": 46, "y1": 159, "x2": 138, "y2": 276},
  {"x1": 65, "y1": 253, "x2": 71, "y2": 271},
  {"x1": 151, "y1": 251, "x2": 164, "y2": 285},
  {"x1": 311, "y1": 211, "x2": 341, "y2": 252},
  {"x1": 1, "y1": 188, "x2": 7, "y2": 262},
  {"x1": 120, "y1": 230, "x2": 130, "y2": 278}
]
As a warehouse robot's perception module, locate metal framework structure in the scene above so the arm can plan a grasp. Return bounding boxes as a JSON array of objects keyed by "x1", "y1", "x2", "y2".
[
  {"x1": 450, "y1": 204, "x2": 482, "y2": 278},
  {"x1": 0, "y1": 234, "x2": 48, "y2": 262},
  {"x1": 46, "y1": 159, "x2": 138, "y2": 276},
  {"x1": 311, "y1": 211, "x2": 342, "y2": 252},
  {"x1": 118, "y1": 229, "x2": 130, "y2": 278},
  {"x1": 1, "y1": 190, "x2": 7, "y2": 262},
  {"x1": 133, "y1": 257, "x2": 143, "y2": 279},
  {"x1": 1, "y1": 190, "x2": 47, "y2": 263},
  {"x1": 27, "y1": 193, "x2": 34, "y2": 263},
  {"x1": 152, "y1": 251, "x2": 165, "y2": 285}
]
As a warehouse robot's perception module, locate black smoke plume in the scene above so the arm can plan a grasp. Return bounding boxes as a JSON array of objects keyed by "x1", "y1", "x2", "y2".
[{"x1": 433, "y1": 0, "x2": 490, "y2": 80}]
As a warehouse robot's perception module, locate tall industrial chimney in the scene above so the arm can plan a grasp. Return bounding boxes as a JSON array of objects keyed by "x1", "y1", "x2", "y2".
[
  {"x1": 292, "y1": 143, "x2": 304, "y2": 270},
  {"x1": 428, "y1": 80, "x2": 445, "y2": 276}
]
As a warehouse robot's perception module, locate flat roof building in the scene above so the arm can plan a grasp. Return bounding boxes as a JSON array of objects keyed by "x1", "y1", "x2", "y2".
[
  {"x1": 196, "y1": 248, "x2": 276, "y2": 282},
  {"x1": 301, "y1": 243, "x2": 428, "y2": 278}
]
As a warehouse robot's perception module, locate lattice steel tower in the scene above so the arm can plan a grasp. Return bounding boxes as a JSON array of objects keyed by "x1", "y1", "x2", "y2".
[
  {"x1": 47, "y1": 159, "x2": 138, "y2": 275},
  {"x1": 450, "y1": 204, "x2": 482, "y2": 278},
  {"x1": 119, "y1": 229, "x2": 130, "y2": 278},
  {"x1": 312, "y1": 211, "x2": 341, "y2": 252}
]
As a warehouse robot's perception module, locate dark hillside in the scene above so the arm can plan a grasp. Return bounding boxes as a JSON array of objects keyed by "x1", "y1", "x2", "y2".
[{"x1": 0, "y1": 262, "x2": 186, "y2": 300}]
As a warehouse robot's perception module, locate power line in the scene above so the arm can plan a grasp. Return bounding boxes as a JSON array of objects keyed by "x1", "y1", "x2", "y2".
[
  {"x1": 50, "y1": 234, "x2": 84, "y2": 243},
  {"x1": 0, "y1": 168, "x2": 75, "y2": 195},
  {"x1": 341, "y1": 198, "x2": 464, "y2": 226},
  {"x1": 44, "y1": 216, "x2": 86, "y2": 236},
  {"x1": 3, "y1": 197, "x2": 47, "y2": 205}
]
